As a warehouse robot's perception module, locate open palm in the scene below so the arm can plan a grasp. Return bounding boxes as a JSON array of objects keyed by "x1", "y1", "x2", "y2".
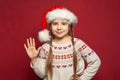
[{"x1": 24, "y1": 37, "x2": 41, "y2": 59}]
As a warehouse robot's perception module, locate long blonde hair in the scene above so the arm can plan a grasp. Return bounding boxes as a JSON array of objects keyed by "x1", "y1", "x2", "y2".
[{"x1": 45, "y1": 24, "x2": 78, "y2": 80}]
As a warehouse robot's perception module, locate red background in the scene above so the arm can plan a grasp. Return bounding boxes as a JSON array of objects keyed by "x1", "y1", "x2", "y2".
[{"x1": 0, "y1": 0, "x2": 120, "y2": 80}]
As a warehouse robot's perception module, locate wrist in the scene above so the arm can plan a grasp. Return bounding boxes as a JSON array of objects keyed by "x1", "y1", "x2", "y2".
[
  {"x1": 31, "y1": 56, "x2": 38, "y2": 60},
  {"x1": 30, "y1": 57, "x2": 38, "y2": 66}
]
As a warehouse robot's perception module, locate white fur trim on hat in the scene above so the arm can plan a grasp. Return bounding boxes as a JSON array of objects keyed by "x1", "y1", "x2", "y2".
[
  {"x1": 38, "y1": 29, "x2": 51, "y2": 42},
  {"x1": 46, "y1": 8, "x2": 78, "y2": 24}
]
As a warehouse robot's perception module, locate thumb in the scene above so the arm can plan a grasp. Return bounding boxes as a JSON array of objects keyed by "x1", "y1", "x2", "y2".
[{"x1": 37, "y1": 46, "x2": 41, "y2": 52}]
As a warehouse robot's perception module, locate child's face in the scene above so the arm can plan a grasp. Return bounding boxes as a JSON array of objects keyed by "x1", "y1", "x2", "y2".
[{"x1": 51, "y1": 18, "x2": 70, "y2": 39}]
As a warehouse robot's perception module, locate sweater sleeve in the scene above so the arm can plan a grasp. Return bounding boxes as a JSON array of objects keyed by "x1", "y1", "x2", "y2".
[
  {"x1": 76, "y1": 39, "x2": 101, "y2": 80},
  {"x1": 30, "y1": 46, "x2": 48, "y2": 78}
]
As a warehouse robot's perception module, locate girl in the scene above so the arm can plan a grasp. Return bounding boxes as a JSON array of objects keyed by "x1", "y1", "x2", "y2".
[{"x1": 24, "y1": 6, "x2": 101, "y2": 80}]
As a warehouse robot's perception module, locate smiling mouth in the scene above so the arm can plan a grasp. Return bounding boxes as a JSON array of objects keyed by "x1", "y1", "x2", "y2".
[{"x1": 56, "y1": 31, "x2": 63, "y2": 34}]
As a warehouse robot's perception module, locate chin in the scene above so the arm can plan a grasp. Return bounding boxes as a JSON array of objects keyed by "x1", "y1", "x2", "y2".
[
  {"x1": 55, "y1": 35, "x2": 67, "y2": 39},
  {"x1": 56, "y1": 36, "x2": 64, "y2": 39}
]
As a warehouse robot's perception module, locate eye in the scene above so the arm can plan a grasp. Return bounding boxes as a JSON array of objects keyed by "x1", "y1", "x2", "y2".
[
  {"x1": 51, "y1": 22, "x2": 58, "y2": 25},
  {"x1": 62, "y1": 22, "x2": 68, "y2": 25}
]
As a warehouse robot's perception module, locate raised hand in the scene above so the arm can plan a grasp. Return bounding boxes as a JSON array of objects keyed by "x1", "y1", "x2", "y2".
[{"x1": 24, "y1": 37, "x2": 41, "y2": 59}]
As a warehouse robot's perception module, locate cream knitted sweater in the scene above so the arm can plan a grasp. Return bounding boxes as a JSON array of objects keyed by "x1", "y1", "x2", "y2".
[{"x1": 31, "y1": 38, "x2": 101, "y2": 80}]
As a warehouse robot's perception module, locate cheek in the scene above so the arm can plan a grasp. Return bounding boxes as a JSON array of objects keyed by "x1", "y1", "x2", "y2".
[
  {"x1": 51, "y1": 26, "x2": 55, "y2": 31},
  {"x1": 64, "y1": 27, "x2": 70, "y2": 31},
  {"x1": 51, "y1": 27, "x2": 56, "y2": 34}
]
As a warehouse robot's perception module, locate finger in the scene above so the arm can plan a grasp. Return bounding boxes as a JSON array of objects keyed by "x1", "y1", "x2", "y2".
[
  {"x1": 29, "y1": 37, "x2": 33, "y2": 46},
  {"x1": 37, "y1": 46, "x2": 41, "y2": 52},
  {"x1": 32, "y1": 38, "x2": 35, "y2": 46},
  {"x1": 70, "y1": 77, "x2": 73, "y2": 79},
  {"x1": 70, "y1": 76, "x2": 74, "y2": 80},
  {"x1": 27, "y1": 38, "x2": 30, "y2": 47},
  {"x1": 24, "y1": 43, "x2": 27, "y2": 51}
]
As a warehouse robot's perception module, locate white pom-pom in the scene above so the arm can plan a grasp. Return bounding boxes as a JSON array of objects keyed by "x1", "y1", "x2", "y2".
[{"x1": 38, "y1": 29, "x2": 51, "y2": 42}]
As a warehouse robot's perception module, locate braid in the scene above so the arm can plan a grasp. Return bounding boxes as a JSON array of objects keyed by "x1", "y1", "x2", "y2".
[
  {"x1": 46, "y1": 24, "x2": 77, "y2": 80},
  {"x1": 70, "y1": 25, "x2": 78, "y2": 79},
  {"x1": 46, "y1": 30, "x2": 53, "y2": 80}
]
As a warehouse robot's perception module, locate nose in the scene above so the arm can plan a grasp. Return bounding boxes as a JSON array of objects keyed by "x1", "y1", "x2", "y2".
[{"x1": 57, "y1": 24, "x2": 62, "y2": 30}]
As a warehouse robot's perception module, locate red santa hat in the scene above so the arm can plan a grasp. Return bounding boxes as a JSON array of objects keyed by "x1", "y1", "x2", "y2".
[{"x1": 38, "y1": 6, "x2": 78, "y2": 42}]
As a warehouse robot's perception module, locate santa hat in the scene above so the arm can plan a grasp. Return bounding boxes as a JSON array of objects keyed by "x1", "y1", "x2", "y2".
[{"x1": 38, "y1": 6, "x2": 78, "y2": 42}]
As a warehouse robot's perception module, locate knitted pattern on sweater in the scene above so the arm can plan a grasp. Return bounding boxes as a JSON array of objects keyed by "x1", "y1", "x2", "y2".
[{"x1": 31, "y1": 38, "x2": 101, "y2": 80}]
